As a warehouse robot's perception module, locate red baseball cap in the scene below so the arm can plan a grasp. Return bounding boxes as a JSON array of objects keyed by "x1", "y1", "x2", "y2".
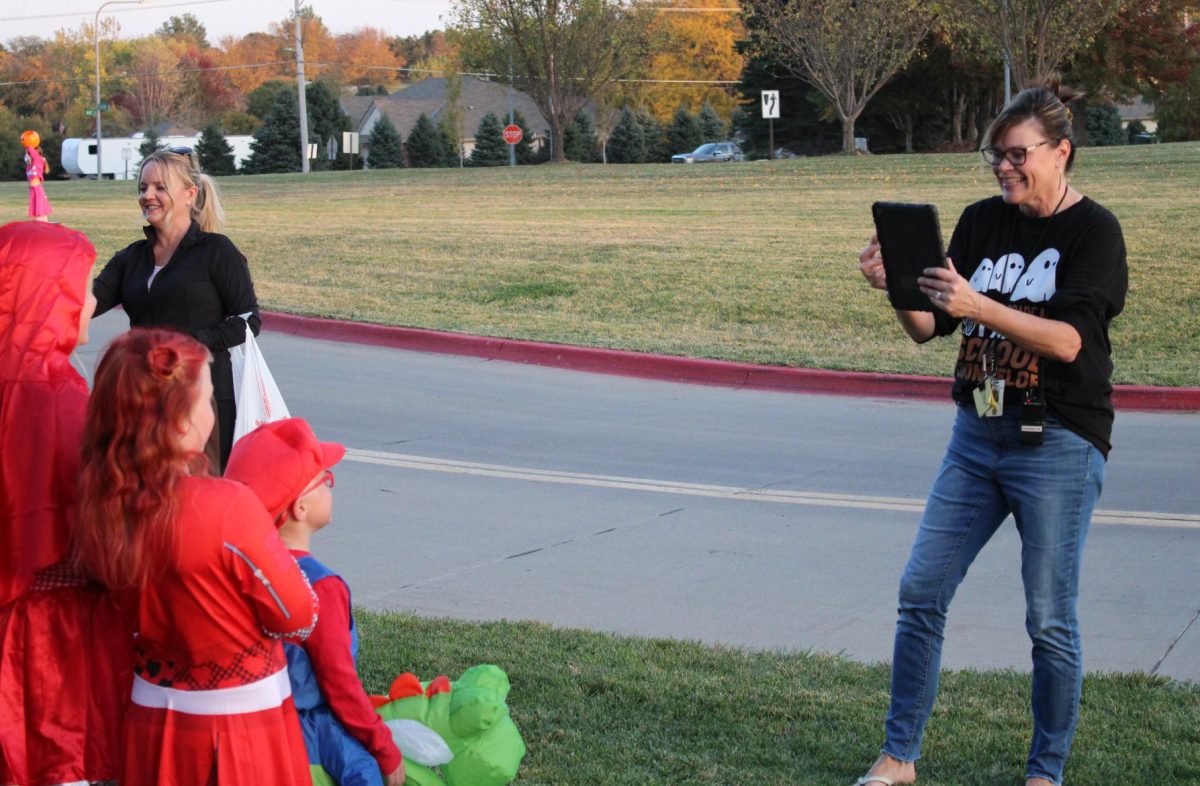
[{"x1": 225, "y1": 418, "x2": 345, "y2": 524}]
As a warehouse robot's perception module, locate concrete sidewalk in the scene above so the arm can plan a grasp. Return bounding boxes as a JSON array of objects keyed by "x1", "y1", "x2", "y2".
[{"x1": 262, "y1": 311, "x2": 1200, "y2": 412}]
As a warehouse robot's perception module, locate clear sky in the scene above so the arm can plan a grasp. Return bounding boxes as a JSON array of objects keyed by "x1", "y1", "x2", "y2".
[{"x1": 0, "y1": 0, "x2": 453, "y2": 46}]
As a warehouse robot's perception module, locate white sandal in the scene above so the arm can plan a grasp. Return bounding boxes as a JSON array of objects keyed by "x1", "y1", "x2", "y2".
[{"x1": 854, "y1": 777, "x2": 896, "y2": 786}]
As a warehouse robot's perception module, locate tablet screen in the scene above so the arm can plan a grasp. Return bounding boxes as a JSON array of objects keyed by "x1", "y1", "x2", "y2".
[{"x1": 871, "y1": 202, "x2": 946, "y2": 312}]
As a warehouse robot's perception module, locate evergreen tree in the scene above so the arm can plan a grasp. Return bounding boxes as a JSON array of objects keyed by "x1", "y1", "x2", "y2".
[
  {"x1": 511, "y1": 110, "x2": 536, "y2": 164},
  {"x1": 243, "y1": 90, "x2": 301, "y2": 174},
  {"x1": 1125, "y1": 119, "x2": 1148, "y2": 144},
  {"x1": 367, "y1": 113, "x2": 404, "y2": 169},
  {"x1": 729, "y1": 106, "x2": 749, "y2": 142},
  {"x1": 1085, "y1": 104, "x2": 1126, "y2": 146},
  {"x1": 469, "y1": 112, "x2": 509, "y2": 167},
  {"x1": 563, "y1": 112, "x2": 598, "y2": 162},
  {"x1": 306, "y1": 80, "x2": 351, "y2": 172},
  {"x1": 666, "y1": 107, "x2": 703, "y2": 155},
  {"x1": 437, "y1": 120, "x2": 461, "y2": 167},
  {"x1": 405, "y1": 113, "x2": 444, "y2": 167},
  {"x1": 698, "y1": 102, "x2": 725, "y2": 142},
  {"x1": 607, "y1": 108, "x2": 646, "y2": 164},
  {"x1": 247, "y1": 80, "x2": 290, "y2": 121},
  {"x1": 196, "y1": 124, "x2": 236, "y2": 176},
  {"x1": 635, "y1": 108, "x2": 668, "y2": 163},
  {"x1": 138, "y1": 127, "x2": 163, "y2": 158}
]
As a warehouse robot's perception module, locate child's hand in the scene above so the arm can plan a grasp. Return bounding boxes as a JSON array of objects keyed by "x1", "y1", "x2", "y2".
[{"x1": 384, "y1": 763, "x2": 406, "y2": 785}]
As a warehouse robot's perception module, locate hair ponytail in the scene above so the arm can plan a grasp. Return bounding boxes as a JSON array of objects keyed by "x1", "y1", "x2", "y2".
[{"x1": 191, "y1": 172, "x2": 225, "y2": 233}]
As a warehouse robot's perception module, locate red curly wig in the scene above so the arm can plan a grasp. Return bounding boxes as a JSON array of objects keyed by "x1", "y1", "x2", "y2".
[{"x1": 77, "y1": 328, "x2": 212, "y2": 589}]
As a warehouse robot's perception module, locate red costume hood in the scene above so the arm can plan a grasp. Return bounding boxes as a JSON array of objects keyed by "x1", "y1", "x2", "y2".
[{"x1": 0, "y1": 221, "x2": 96, "y2": 604}]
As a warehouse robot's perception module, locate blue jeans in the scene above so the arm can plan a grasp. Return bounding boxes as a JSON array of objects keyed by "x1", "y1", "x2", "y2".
[{"x1": 882, "y1": 405, "x2": 1104, "y2": 785}]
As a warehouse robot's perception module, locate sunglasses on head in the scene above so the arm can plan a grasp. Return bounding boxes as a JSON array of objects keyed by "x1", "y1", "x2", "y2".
[{"x1": 166, "y1": 146, "x2": 197, "y2": 162}]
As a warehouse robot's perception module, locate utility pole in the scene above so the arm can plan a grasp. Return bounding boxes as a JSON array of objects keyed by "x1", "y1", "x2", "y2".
[
  {"x1": 94, "y1": 0, "x2": 147, "y2": 180},
  {"x1": 295, "y1": 0, "x2": 310, "y2": 173},
  {"x1": 508, "y1": 51, "x2": 515, "y2": 167}
]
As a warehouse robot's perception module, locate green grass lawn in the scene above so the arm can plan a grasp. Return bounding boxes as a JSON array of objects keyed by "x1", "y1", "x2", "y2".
[
  {"x1": 3, "y1": 143, "x2": 1197, "y2": 386},
  {"x1": 358, "y1": 612, "x2": 1200, "y2": 786}
]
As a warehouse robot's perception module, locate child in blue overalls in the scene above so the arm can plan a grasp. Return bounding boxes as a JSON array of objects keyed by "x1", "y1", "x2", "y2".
[{"x1": 226, "y1": 418, "x2": 405, "y2": 786}]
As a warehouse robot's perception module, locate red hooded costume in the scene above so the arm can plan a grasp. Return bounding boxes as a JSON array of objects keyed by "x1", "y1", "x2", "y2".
[{"x1": 0, "y1": 221, "x2": 131, "y2": 785}]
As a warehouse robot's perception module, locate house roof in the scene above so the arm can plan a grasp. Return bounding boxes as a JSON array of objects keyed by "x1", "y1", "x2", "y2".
[
  {"x1": 340, "y1": 96, "x2": 378, "y2": 130},
  {"x1": 1116, "y1": 98, "x2": 1155, "y2": 122},
  {"x1": 348, "y1": 76, "x2": 550, "y2": 141}
]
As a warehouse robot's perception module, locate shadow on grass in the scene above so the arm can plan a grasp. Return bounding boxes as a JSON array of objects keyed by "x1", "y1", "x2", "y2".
[{"x1": 356, "y1": 613, "x2": 1200, "y2": 786}]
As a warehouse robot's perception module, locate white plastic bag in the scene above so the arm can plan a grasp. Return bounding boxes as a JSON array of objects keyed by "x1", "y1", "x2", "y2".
[
  {"x1": 230, "y1": 324, "x2": 289, "y2": 444},
  {"x1": 385, "y1": 719, "x2": 454, "y2": 767}
]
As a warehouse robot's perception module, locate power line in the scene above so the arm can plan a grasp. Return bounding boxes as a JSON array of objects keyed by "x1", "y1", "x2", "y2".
[
  {"x1": 0, "y1": 58, "x2": 741, "y2": 89},
  {"x1": 0, "y1": 0, "x2": 232, "y2": 26}
]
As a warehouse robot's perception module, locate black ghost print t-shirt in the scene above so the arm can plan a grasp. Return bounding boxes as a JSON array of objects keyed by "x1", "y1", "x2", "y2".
[{"x1": 932, "y1": 195, "x2": 1127, "y2": 457}]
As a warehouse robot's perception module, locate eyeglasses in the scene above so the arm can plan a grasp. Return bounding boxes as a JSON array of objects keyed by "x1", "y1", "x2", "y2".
[
  {"x1": 168, "y1": 146, "x2": 195, "y2": 157},
  {"x1": 980, "y1": 139, "x2": 1057, "y2": 167},
  {"x1": 299, "y1": 469, "x2": 335, "y2": 497}
]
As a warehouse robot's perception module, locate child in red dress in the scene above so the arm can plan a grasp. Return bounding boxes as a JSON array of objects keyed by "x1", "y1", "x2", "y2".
[
  {"x1": 226, "y1": 418, "x2": 406, "y2": 786},
  {"x1": 0, "y1": 221, "x2": 129, "y2": 785},
  {"x1": 76, "y1": 328, "x2": 318, "y2": 785}
]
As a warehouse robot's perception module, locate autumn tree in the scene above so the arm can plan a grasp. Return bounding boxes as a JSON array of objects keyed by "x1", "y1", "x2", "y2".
[
  {"x1": 1066, "y1": 0, "x2": 1200, "y2": 103},
  {"x1": 943, "y1": 0, "x2": 1122, "y2": 88},
  {"x1": 157, "y1": 14, "x2": 209, "y2": 48},
  {"x1": 454, "y1": 0, "x2": 643, "y2": 162},
  {"x1": 217, "y1": 32, "x2": 289, "y2": 97},
  {"x1": 389, "y1": 30, "x2": 452, "y2": 81},
  {"x1": 747, "y1": 0, "x2": 935, "y2": 153},
  {"x1": 122, "y1": 37, "x2": 183, "y2": 128},
  {"x1": 269, "y1": 8, "x2": 336, "y2": 81},
  {"x1": 636, "y1": 0, "x2": 746, "y2": 122},
  {"x1": 335, "y1": 27, "x2": 405, "y2": 87}
]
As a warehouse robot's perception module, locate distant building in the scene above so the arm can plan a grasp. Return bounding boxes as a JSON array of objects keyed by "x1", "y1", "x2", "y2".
[
  {"x1": 1116, "y1": 98, "x2": 1156, "y2": 133},
  {"x1": 345, "y1": 76, "x2": 552, "y2": 165}
]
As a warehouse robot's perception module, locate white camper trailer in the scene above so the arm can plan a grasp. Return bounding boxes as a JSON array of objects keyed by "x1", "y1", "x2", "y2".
[{"x1": 62, "y1": 134, "x2": 254, "y2": 180}]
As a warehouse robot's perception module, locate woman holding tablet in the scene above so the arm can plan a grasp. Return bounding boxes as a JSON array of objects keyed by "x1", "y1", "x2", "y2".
[{"x1": 853, "y1": 79, "x2": 1127, "y2": 786}]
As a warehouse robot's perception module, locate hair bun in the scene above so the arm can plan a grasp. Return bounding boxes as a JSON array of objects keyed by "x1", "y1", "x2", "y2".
[
  {"x1": 147, "y1": 345, "x2": 182, "y2": 378},
  {"x1": 1039, "y1": 73, "x2": 1085, "y2": 106}
]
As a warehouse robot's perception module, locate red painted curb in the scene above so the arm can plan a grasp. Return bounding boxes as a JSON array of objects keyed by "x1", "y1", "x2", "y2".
[{"x1": 261, "y1": 311, "x2": 1200, "y2": 413}]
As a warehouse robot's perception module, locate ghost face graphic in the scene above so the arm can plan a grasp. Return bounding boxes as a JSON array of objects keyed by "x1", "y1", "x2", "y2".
[
  {"x1": 968, "y1": 258, "x2": 994, "y2": 292},
  {"x1": 987, "y1": 253, "x2": 1026, "y2": 295},
  {"x1": 1010, "y1": 247, "x2": 1060, "y2": 303}
]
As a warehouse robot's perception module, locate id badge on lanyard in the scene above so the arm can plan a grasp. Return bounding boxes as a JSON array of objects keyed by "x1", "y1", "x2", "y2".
[{"x1": 973, "y1": 352, "x2": 1004, "y2": 417}]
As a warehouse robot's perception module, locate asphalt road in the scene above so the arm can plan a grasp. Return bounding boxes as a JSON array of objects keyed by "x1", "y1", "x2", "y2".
[{"x1": 83, "y1": 311, "x2": 1200, "y2": 682}]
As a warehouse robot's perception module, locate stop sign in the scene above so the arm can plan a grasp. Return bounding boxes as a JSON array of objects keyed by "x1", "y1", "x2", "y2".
[{"x1": 502, "y1": 124, "x2": 523, "y2": 145}]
